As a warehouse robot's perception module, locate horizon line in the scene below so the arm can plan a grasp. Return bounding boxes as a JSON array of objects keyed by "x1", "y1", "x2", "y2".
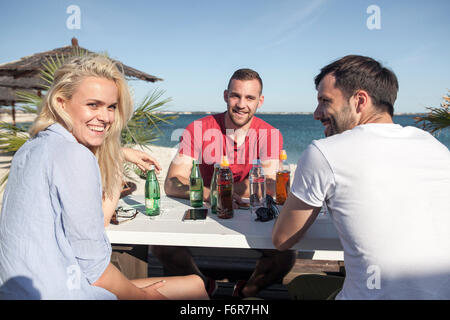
[{"x1": 153, "y1": 111, "x2": 427, "y2": 116}]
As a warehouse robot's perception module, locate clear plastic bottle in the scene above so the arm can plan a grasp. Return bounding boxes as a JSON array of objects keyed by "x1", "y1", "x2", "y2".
[
  {"x1": 276, "y1": 150, "x2": 290, "y2": 205},
  {"x1": 249, "y1": 159, "x2": 266, "y2": 215},
  {"x1": 145, "y1": 165, "x2": 160, "y2": 216},
  {"x1": 210, "y1": 163, "x2": 220, "y2": 214}
]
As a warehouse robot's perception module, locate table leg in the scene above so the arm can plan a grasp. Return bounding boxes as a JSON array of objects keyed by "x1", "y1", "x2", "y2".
[{"x1": 111, "y1": 244, "x2": 149, "y2": 280}]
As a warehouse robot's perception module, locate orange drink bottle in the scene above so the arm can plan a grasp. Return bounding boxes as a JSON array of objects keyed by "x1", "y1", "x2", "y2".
[
  {"x1": 217, "y1": 156, "x2": 234, "y2": 219},
  {"x1": 276, "y1": 150, "x2": 290, "y2": 205}
]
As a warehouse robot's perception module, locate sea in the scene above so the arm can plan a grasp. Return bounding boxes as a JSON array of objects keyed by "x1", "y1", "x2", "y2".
[{"x1": 150, "y1": 113, "x2": 450, "y2": 164}]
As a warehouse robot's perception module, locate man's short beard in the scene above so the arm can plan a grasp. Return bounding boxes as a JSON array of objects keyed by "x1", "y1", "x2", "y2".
[
  {"x1": 227, "y1": 109, "x2": 255, "y2": 128},
  {"x1": 328, "y1": 103, "x2": 357, "y2": 136}
]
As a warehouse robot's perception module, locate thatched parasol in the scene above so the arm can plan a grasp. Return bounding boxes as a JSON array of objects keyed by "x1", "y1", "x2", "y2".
[
  {"x1": 0, "y1": 38, "x2": 163, "y2": 124},
  {"x1": 0, "y1": 38, "x2": 163, "y2": 82},
  {"x1": 0, "y1": 76, "x2": 44, "y2": 90},
  {"x1": 0, "y1": 87, "x2": 18, "y2": 106}
]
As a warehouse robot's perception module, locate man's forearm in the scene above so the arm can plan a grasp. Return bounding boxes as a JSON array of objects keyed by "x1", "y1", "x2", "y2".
[
  {"x1": 165, "y1": 176, "x2": 210, "y2": 202},
  {"x1": 266, "y1": 176, "x2": 276, "y2": 197},
  {"x1": 234, "y1": 177, "x2": 275, "y2": 198},
  {"x1": 234, "y1": 179, "x2": 250, "y2": 198},
  {"x1": 164, "y1": 176, "x2": 190, "y2": 199}
]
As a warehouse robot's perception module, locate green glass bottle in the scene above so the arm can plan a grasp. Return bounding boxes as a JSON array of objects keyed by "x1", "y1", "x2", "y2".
[
  {"x1": 145, "y1": 165, "x2": 160, "y2": 216},
  {"x1": 210, "y1": 163, "x2": 220, "y2": 214},
  {"x1": 189, "y1": 160, "x2": 203, "y2": 207}
]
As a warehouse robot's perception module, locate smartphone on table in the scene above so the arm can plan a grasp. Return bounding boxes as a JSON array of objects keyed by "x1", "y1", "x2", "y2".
[{"x1": 182, "y1": 208, "x2": 208, "y2": 221}]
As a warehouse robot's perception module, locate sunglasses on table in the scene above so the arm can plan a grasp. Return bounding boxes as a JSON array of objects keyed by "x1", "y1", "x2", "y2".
[
  {"x1": 255, "y1": 195, "x2": 280, "y2": 222},
  {"x1": 110, "y1": 206, "x2": 138, "y2": 225}
]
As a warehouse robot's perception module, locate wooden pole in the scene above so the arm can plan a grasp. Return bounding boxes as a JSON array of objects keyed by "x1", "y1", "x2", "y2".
[{"x1": 12, "y1": 101, "x2": 16, "y2": 126}]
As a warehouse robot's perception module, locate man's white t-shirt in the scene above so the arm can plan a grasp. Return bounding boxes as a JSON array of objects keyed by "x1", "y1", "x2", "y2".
[{"x1": 291, "y1": 123, "x2": 450, "y2": 299}]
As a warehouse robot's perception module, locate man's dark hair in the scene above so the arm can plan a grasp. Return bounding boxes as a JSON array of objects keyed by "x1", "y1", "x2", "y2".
[
  {"x1": 227, "y1": 68, "x2": 263, "y2": 95},
  {"x1": 314, "y1": 55, "x2": 398, "y2": 116}
]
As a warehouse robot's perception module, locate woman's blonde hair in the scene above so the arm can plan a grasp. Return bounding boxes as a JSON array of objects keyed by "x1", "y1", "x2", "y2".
[{"x1": 30, "y1": 54, "x2": 133, "y2": 198}]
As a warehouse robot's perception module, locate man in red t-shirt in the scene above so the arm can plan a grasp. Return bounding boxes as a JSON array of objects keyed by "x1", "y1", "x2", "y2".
[
  {"x1": 176, "y1": 111, "x2": 283, "y2": 191},
  {"x1": 152, "y1": 69, "x2": 295, "y2": 298}
]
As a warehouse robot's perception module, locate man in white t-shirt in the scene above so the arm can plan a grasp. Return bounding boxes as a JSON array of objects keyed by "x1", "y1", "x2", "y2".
[{"x1": 272, "y1": 55, "x2": 450, "y2": 300}]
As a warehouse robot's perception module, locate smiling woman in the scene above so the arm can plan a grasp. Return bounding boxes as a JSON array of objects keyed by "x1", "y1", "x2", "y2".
[
  {"x1": 29, "y1": 55, "x2": 133, "y2": 199},
  {"x1": 57, "y1": 77, "x2": 118, "y2": 152},
  {"x1": 0, "y1": 54, "x2": 208, "y2": 300}
]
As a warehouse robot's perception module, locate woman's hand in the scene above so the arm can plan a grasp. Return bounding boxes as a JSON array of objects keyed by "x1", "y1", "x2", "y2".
[{"x1": 122, "y1": 147, "x2": 162, "y2": 174}]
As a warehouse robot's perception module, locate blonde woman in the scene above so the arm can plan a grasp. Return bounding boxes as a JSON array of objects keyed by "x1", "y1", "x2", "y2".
[{"x1": 0, "y1": 54, "x2": 208, "y2": 300}]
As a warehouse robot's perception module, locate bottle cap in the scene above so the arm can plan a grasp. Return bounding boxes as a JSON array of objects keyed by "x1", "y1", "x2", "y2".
[
  {"x1": 280, "y1": 150, "x2": 287, "y2": 160},
  {"x1": 149, "y1": 165, "x2": 155, "y2": 170},
  {"x1": 220, "y1": 156, "x2": 229, "y2": 167}
]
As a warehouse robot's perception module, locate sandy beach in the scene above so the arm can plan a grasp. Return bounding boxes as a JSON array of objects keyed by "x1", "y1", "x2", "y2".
[{"x1": 0, "y1": 111, "x2": 37, "y2": 124}]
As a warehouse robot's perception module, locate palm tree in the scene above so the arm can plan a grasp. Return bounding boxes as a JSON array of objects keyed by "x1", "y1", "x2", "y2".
[
  {"x1": 414, "y1": 91, "x2": 450, "y2": 133},
  {"x1": 0, "y1": 50, "x2": 177, "y2": 187}
]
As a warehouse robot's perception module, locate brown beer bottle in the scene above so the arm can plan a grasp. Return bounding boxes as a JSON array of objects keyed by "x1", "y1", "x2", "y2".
[
  {"x1": 217, "y1": 156, "x2": 234, "y2": 219},
  {"x1": 276, "y1": 150, "x2": 290, "y2": 205}
]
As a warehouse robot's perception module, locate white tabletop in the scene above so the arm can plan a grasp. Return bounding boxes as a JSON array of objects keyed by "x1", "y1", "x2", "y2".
[{"x1": 106, "y1": 195, "x2": 343, "y2": 260}]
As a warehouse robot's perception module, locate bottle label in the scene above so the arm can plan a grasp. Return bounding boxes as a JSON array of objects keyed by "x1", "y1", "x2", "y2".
[
  {"x1": 190, "y1": 192, "x2": 203, "y2": 201},
  {"x1": 146, "y1": 198, "x2": 160, "y2": 209}
]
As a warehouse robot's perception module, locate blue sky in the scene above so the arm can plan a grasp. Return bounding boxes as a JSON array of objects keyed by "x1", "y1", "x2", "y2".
[{"x1": 0, "y1": 0, "x2": 449, "y2": 113}]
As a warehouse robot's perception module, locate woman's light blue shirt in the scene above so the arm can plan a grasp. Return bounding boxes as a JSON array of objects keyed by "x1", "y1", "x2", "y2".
[{"x1": 0, "y1": 123, "x2": 116, "y2": 299}]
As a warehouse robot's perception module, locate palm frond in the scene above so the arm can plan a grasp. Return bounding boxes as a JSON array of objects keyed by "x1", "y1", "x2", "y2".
[
  {"x1": 0, "y1": 172, "x2": 9, "y2": 191},
  {"x1": 414, "y1": 91, "x2": 450, "y2": 133},
  {"x1": 121, "y1": 88, "x2": 177, "y2": 148},
  {"x1": 15, "y1": 91, "x2": 41, "y2": 113},
  {"x1": 0, "y1": 123, "x2": 30, "y2": 154}
]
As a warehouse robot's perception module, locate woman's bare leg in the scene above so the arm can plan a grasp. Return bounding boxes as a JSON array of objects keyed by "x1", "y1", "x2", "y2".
[{"x1": 131, "y1": 275, "x2": 209, "y2": 300}]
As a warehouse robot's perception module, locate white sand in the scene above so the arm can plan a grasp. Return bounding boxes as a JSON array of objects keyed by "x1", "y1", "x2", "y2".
[{"x1": 0, "y1": 112, "x2": 37, "y2": 124}]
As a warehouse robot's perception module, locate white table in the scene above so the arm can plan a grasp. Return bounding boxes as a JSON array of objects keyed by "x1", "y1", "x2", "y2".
[{"x1": 106, "y1": 195, "x2": 343, "y2": 261}]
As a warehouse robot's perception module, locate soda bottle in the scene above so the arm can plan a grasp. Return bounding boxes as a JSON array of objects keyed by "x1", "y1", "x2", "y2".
[
  {"x1": 249, "y1": 159, "x2": 266, "y2": 215},
  {"x1": 210, "y1": 163, "x2": 220, "y2": 214},
  {"x1": 217, "y1": 156, "x2": 233, "y2": 219},
  {"x1": 145, "y1": 165, "x2": 160, "y2": 216},
  {"x1": 189, "y1": 160, "x2": 204, "y2": 207},
  {"x1": 276, "y1": 150, "x2": 290, "y2": 205}
]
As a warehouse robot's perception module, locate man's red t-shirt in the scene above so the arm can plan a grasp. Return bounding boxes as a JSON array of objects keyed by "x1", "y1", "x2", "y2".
[{"x1": 178, "y1": 112, "x2": 283, "y2": 187}]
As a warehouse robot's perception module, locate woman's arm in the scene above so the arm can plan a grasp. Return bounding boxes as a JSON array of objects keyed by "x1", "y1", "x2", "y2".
[
  {"x1": 103, "y1": 148, "x2": 162, "y2": 226},
  {"x1": 122, "y1": 147, "x2": 162, "y2": 173}
]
